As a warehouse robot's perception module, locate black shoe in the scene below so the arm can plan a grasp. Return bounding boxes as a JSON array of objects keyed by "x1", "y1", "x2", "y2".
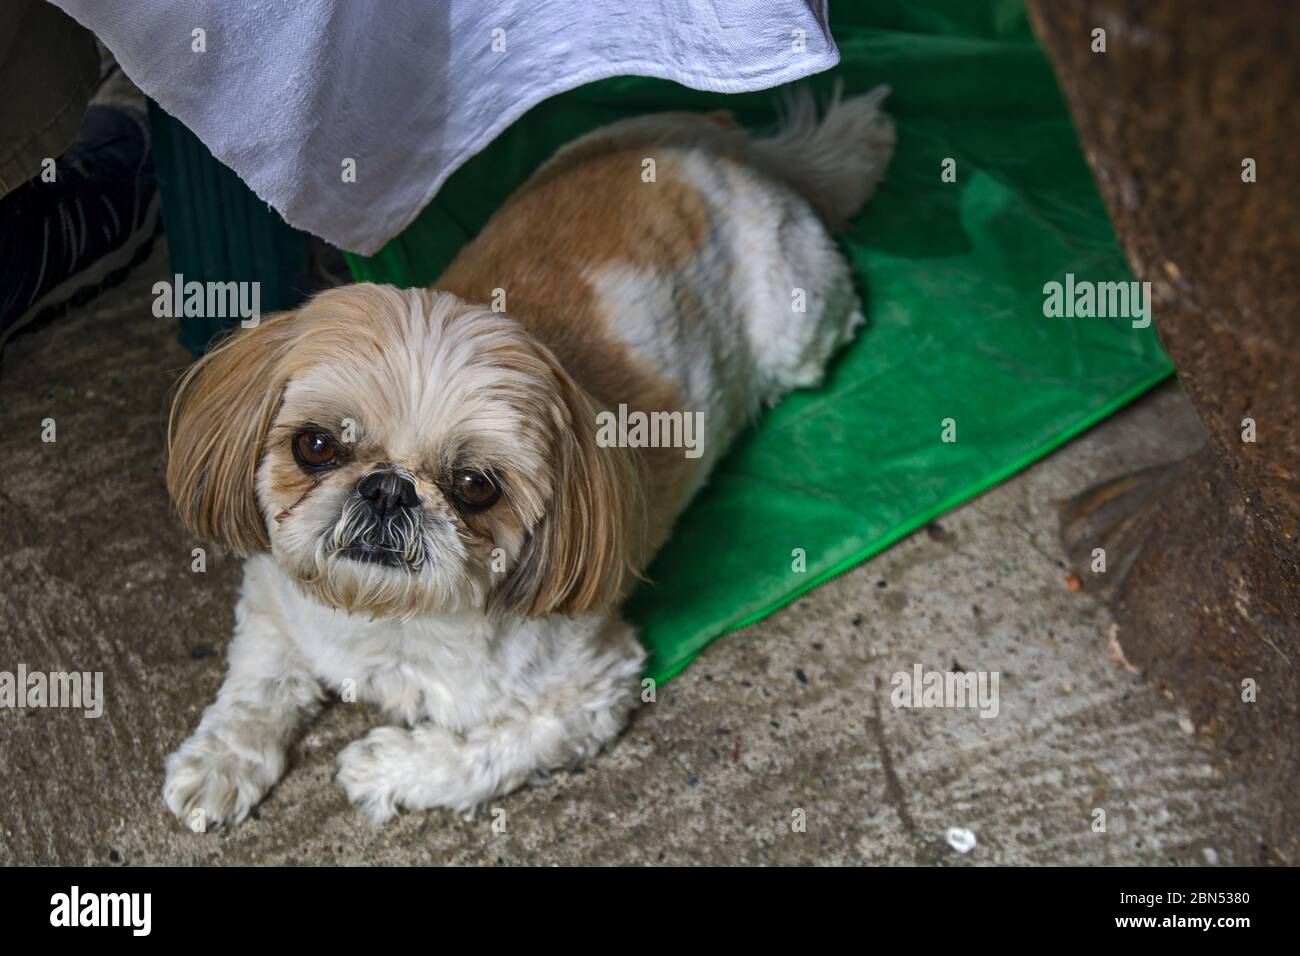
[{"x1": 0, "y1": 104, "x2": 159, "y2": 350}]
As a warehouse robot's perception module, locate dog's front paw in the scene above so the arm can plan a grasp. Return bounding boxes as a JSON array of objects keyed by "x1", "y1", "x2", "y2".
[
  {"x1": 162, "y1": 729, "x2": 286, "y2": 830},
  {"x1": 336, "y1": 725, "x2": 473, "y2": 823}
]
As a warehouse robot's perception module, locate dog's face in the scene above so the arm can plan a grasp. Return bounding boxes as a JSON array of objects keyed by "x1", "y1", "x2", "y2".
[{"x1": 167, "y1": 285, "x2": 642, "y2": 618}]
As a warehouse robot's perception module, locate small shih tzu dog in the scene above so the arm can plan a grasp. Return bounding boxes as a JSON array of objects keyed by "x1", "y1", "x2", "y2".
[{"x1": 162, "y1": 87, "x2": 894, "y2": 826}]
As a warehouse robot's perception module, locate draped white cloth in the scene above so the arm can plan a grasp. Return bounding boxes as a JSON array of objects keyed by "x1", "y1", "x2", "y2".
[{"x1": 50, "y1": 0, "x2": 839, "y2": 253}]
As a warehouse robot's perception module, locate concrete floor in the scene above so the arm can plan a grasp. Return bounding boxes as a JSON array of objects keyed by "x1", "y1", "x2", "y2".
[{"x1": 0, "y1": 242, "x2": 1265, "y2": 865}]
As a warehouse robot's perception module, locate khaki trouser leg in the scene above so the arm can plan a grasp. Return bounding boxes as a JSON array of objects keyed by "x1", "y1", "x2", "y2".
[{"x1": 0, "y1": 0, "x2": 100, "y2": 198}]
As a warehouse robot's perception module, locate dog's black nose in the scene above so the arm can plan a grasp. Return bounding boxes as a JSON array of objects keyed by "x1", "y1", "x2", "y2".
[{"x1": 356, "y1": 470, "x2": 420, "y2": 518}]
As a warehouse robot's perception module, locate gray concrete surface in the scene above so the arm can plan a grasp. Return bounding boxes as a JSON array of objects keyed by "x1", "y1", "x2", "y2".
[{"x1": 0, "y1": 242, "x2": 1267, "y2": 865}]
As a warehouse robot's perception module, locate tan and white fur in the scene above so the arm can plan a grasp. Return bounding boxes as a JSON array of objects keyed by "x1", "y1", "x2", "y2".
[{"x1": 161, "y1": 86, "x2": 894, "y2": 826}]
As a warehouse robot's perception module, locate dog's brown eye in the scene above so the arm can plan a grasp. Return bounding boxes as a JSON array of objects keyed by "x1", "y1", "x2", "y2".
[
  {"x1": 293, "y1": 430, "x2": 338, "y2": 469},
  {"x1": 453, "y1": 471, "x2": 499, "y2": 509}
]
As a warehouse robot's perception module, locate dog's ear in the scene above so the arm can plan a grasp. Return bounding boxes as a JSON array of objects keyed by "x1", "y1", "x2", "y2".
[
  {"x1": 493, "y1": 353, "x2": 646, "y2": 617},
  {"x1": 166, "y1": 312, "x2": 300, "y2": 555}
]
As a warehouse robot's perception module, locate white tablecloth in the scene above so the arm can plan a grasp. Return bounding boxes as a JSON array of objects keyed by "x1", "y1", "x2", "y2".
[{"x1": 50, "y1": 0, "x2": 839, "y2": 254}]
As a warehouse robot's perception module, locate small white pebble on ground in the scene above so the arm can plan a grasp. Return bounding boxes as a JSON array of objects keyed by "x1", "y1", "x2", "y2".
[
  {"x1": 945, "y1": 827, "x2": 977, "y2": 853},
  {"x1": 1203, "y1": 847, "x2": 1218, "y2": 865}
]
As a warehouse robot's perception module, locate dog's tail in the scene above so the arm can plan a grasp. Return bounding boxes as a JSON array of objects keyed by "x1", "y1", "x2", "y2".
[{"x1": 751, "y1": 82, "x2": 895, "y2": 234}]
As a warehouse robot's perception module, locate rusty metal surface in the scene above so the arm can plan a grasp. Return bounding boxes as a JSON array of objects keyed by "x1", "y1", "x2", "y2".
[{"x1": 1034, "y1": 0, "x2": 1300, "y2": 856}]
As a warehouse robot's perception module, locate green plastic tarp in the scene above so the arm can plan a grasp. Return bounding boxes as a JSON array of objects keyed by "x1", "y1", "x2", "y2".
[{"x1": 346, "y1": 0, "x2": 1173, "y2": 683}]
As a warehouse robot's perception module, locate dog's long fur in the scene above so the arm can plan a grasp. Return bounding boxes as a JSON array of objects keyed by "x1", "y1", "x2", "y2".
[{"x1": 162, "y1": 87, "x2": 894, "y2": 825}]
